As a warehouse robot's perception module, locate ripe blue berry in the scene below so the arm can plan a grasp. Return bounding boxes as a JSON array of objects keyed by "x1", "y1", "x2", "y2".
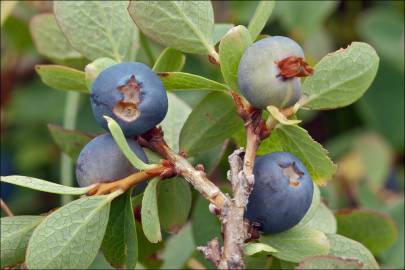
[
  {"x1": 245, "y1": 152, "x2": 313, "y2": 234},
  {"x1": 91, "y1": 62, "x2": 168, "y2": 136},
  {"x1": 75, "y1": 133, "x2": 148, "y2": 190},
  {"x1": 237, "y1": 36, "x2": 313, "y2": 109}
]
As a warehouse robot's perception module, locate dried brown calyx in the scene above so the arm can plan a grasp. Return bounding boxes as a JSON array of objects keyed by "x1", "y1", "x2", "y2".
[
  {"x1": 113, "y1": 75, "x2": 141, "y2": 121},
  {"x1": 280, "y1": 162, "x2": 304, "y2": 187},
  {"x1": 276, "y1": 56, "x2": 314, "y2": 79}
]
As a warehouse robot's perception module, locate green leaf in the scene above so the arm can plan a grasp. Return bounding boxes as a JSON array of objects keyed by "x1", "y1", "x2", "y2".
[
  {"x1": 161, "y1": 223, "x2": 196, "y2": 269},
  {"x1": 192, "y1": 195, "x2": 221, "y2": 246},
  {"x1": 247, "y1": 1, "x2": 276, "y2": 40},
  {"x1": 258, "y1": 125, "x2": 337, "y2": 185},
  {"x1": 355, "y1": 133, "x2": 392, "y2": 190},
  {"x1": 219, "y1": 25, "x2": 252, "y2": 91},
  {"x1": 26, "y1": 193, "x2": 118, "y2": 269},
  {"x1": 296, "y1": 255, "x2": 363, "y2": 270},
  {"x1": 213, "y1": 23, "x2": 234, "y2": 45},
  {"x1": 159, "y1": 72, "x2": 229, "y2": 92},
  {"x1": 101, "y1": 190, "x2": 138, "y2": 269},
  {"x1": 161, "y1": 93, "x2": 192, "y2": 153},
  {"x1": 245, "y1": 243, "x2": 277, "y2": 257},
  {"x1": 380, "y1": 198, "x2": 404, "y2": 269},
  {"x1": 306, "y1": 203, "x2": 337, "y2": 234},
  {"x1": 48, "y1": 124, "x2": 93, "y2": 160},
  {"x1": 128, "y1": 1, "x2": 216, "y2": 56},
  {"x1": 85, "y1": 57, "x2": 118, "y2": 90},
  {"x1": 30, "y1": 13, "x2": 83, "y2": 62},
  {"x1": 35, "y1": 65, "x2": 88, "y2": 93},
  {"x1": 132, "y1": 193, "x2": 164, "y2": 267},
  {"x1": 261, "y1": 226, "x2": 330, "y2": 263},
  {"x1": 0, "y1": 216, "x2": 44, "y2": 268},
  {"x1": 141, "y1": 178, "x2": 162, "y2": 243},
  {"x1": 54, "y1": 1, "x2": 139, "y2": 62},
  {"x1": 336, "y1": 209, "x2": 397, "y2": 255},
  {"x1": 0, "y1": 175, "x2": 91, "y2": 195},
  {"x1": 104, "y1": 116, "x2": 155, "y2": 170},
  {"x1": 357, "y1": 7, "x2": 404, "y2": 71},
  {"x1": 158, "y1": 177, "x2": 192, "y2": 232},
  {"x1": 180, "y1": 92, "x2": 243, "y2": 156},
  {"x1": 327, "y1": 234, "x2": 379, "y2": 269},
  {"x1": 276, "y1": 1, "x2": 338, "y2": 37},
  {"x1": 356, "y1": 60, "x2": 404, "y2": 150},
  {"x1": 302, "y1": 42, "x2": 379, "y2": 110},
  {"x1": 153, "y1": 48, "x2": 186, "y2": 72}
]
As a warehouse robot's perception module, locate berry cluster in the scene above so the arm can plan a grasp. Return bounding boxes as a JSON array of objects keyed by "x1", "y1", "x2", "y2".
[
  {"x1": 77, "y1": 36, "x2": 314, "y2": 234},
  {"x1": 76, "y1": 62, "x2": 168, "y2": 190},
  {"x1": 238, "y1": 36, "x2": 314, "y2": 233}
]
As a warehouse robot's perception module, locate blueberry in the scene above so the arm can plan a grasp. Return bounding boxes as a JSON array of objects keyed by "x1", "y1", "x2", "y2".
[
  {"x1": 238, "y1": 36, "x2": 312, "y2": 109},
  {"x1": 245, "y1": 152, "x2": 313, "y2": 234},
  {"x1": 75, "y1": 134, "x2": 148, "y2": 193},
  {"x1": 91, "y1": 62, "x2": 168, "y2": 136}
]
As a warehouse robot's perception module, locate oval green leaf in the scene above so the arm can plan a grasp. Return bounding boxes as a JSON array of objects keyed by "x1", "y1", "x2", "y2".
[
  {"x1": 36, "y1": 65, "x2": 88, "y2": 93},
  {"x1": 247, "y1": 1, "x2": 276, "y2": 41},
  {"x1": 159, "y1": 72, "x2": 229, "y2": 92},
  {"x1": 336, "y1": 209, "x2": 397, "y2": 255},
  {"x1": 26, "y1": 195, "x2": 115, "y2": 269},
  {"x1": 158, "y1": 177, "x2": 192, "y2": 233},
  {"x1": 30, "y1": 13, "x2": 83, "y2": 63},
  {"x1": 141, "y1": 178, "x2": 162, "y2": 243},
  {"x1": 179, "y1": 92, "x2": 243, "y2": 156},
  {"x1": 101, "y1": 190, "x2": 138, "y2": 269},
  {"x1": 261, "y1": 226, "x2": 330, "y2": 263},
  {"x1": 128, "y1": 1, "x2": 215, "y2": 56},
  {"x1": 54, "y1": 1, "x2": 139, "y2": 62},
  {"x1": 1, "y1": 216, "x2": 44, "y2": 268},
  {"x1": 327, "y1": 233, "x2": 379, "y2": 269},
  {"x1": 276, "y1": 1, "x2": 337, "y2": 37},
  {"x1": 0, "y1": 175, "x2": 91, "y2": 195},
  {"x1": 303, "y1": 42, "x2": 379, "y2": 110},
  {"x1": 219, "y1": 25, "x2": 252, "y2": 91}
]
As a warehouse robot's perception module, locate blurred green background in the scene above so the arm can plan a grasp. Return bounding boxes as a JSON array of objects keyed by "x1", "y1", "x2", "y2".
[{"x1": 1, "y1": 1, "x2": 404, "y2": 269}]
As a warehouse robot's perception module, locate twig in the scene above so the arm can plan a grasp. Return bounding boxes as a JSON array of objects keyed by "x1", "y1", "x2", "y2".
[
  {"x1": 219, "y1": 149, "x2": 254, "y2": 269},
  {"x1": 87, "y1": 162, "x2": 174, "y2": 196},
  {"x1": 139, "y1": 128, "x2": 230, "y2": 208},
  {"x1": 0, "y1": 199, "x2": 14, "y2": 217},
  {"x1": 197, "y1": 238, "x2": 222, "y2": 268}
]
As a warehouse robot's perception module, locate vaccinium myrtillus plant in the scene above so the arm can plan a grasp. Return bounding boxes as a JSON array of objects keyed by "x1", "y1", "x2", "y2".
[{"x1": 1, "y1": 1, "x2": 384, "y2": 270}]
